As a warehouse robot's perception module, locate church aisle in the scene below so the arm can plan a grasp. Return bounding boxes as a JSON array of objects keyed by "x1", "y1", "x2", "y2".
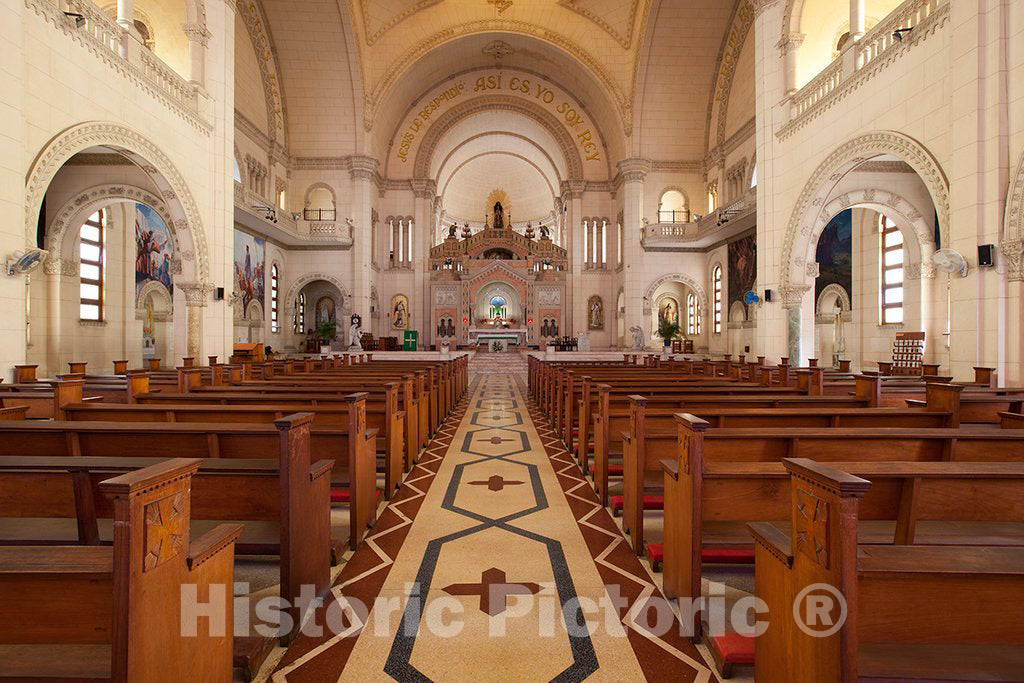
[{"x1": 271, "y1": 374, "x2": 711, "y2": 682}]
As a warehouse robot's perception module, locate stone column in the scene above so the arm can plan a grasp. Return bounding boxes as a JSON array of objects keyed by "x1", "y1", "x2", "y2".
[
  {"x1": 43, "y1": 258, "x2": 76, "y2": 377},
  {"x1": 412, "y1": 178, "x2": 435, "y2": 348},
  {"x1": 1005, "y1": 240, "x2": 1024, "y2": 385},
  {"x1": 780, "y1": 285, "x2": 811, "y2": 366},
  {"x1": 947, "y1": 0, "x2": 1009, "y2": 381},
  {"x1": 753, "y1": 0, "x2": 790, "y2": 361},
  {"x1": 561, "y1": 180, "x2": 586, "y2": 335},
  {"x1": 618, "y1": 158, "x2": 651, "y2": 343},
  {"x1": 849, "y1": 0, "x2": 865, "y2": 41},
  {"x1": 349, "y1": 156, "x2": 378, "y2": 321},
  {"x1": 777, "y1": 32, "x2": 804, "y2": 100},
  {"x1": 182, "y1": 23, "x2": 211, "y2": 90},
  {"x1": 116, "y1": 0, "x2": 134, "y2": 31},
  {"x1": 179, "y1": 283, "x2": 213, "y2": 363}
]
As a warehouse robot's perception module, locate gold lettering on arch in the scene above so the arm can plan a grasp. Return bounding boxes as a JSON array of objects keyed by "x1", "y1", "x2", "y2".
[{"x1": 394, "y1": 71, "x2": 602, "y2": 163}]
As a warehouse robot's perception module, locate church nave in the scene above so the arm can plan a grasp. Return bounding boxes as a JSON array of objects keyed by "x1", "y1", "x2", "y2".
[{"x1": 270, "y1": 373, "x2": 710, "y2": 682}]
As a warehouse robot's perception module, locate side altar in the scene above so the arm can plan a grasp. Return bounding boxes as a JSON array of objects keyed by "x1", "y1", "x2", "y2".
[{"x1": 429, "y1": 194, "x2": 568, "y2": 349}]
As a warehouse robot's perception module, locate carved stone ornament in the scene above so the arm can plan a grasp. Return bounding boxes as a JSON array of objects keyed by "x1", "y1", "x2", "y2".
[
  {"x1": 1004, "y1": 240, "x2": 1024, "y2": 282},
  {"x1": 179, "y1": 282, "x2": 214, "y2": 307}
]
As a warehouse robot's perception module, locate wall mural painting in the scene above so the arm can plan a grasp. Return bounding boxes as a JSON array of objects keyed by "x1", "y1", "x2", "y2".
[
  {"x1": 233, "y1": 230, "x2": 265, "y2": 309},
  {"x1": 391, "y1": 294, "x2": 409, "y2": 330},
  {"x1": 135, "y1": 203, "x2": 174, "y2": 297},
  {"x1": 728, "y1": 233, "x2": 757, "y2": 320},
  {"x1": 815, "y1": 209, "x2": 853, "y2": 310},
  {"x1": 658, "y1": 297, "x2": 679, "y2": 328}
]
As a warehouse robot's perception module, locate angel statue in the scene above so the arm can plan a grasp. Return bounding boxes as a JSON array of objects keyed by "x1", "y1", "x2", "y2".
[
  {"x1": 348, "y1": 318, "x2": 362, "y2": 351},
  {"x1": 629, "y1": 325, "x2": 646, "y2": 351}
]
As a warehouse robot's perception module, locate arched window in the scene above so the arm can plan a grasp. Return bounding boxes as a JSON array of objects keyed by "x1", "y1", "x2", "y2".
[
  {"x1": 687, "y1": 293, "x2": 701, "y2": 335},
  {"x1": 490, "y1": 295, "x2": 507, "y2": 320},
  {"x1": 750, "y1": 164, "x2": 757, "y2": 188},
  {"x1": 270, "y1": 264, "x2": 280, "y2": 333},
  {"x1": 79, "y1": 210, "x2": 105, "y2": 321},
  {"x1": 233, "y1": 158, "x2": 242, "y2": 183},
  {"x1": 880, "y1": 214, "x2": 904, "y2": 324},
  {"x1": 712, "y1": 266, "x2": 722, "y2": 334}
]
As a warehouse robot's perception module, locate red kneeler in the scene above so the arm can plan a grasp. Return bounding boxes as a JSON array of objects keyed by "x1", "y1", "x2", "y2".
[
  {"x1": 330, "y1": 488, "x2": 383, "y2": 504},
  {"x1": 645, "y1": 544, "x2": 755, "y2": 571},
  {"x1": 706, "y1": 632, "x2": 755, "y2": 679},
  {"x1": 610, "y1": 494, "x2": 663, "y2": 517}
]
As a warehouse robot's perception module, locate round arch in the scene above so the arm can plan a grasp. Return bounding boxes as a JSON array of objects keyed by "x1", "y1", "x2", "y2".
[
  {"x1": 25, "y1": 121, "x2": 210, "y2": 284},
  {"x1": 365, "y1": 28, "x2": 627, "y2": 140},
  {"x1": 136, "y1": 279, "x2": 174, "y2": 316},
  {"x1": 46, "y1": 184, "x2": 181, "y2": 265},
  {"x1": 815, "y1": 282, "x2": 851, "y2": 314},
  {"x1": 643, "y1": 273, "x2": 708, "y2": 314},
  {"x1": 413, "y1": 95, "x2": 586, "y2": 181},
  {"x1": 780, "y1": 131, "x2": 949, "y2": 292},
  {"x1": 282, "y1": 273, "x2": 350, "y2": 318},
  {"x1": 1004, "y1": 148, "x2": 1024, "y2": 281},
  {"x1": 304, "y1": 182, "x2": 338, "y2": 208},
  {"x1": 812, "y1": 188, "x2": 936, "y2": 276}
]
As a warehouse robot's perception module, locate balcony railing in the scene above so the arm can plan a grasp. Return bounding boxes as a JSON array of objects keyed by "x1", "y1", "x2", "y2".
[
  {"x1": 34, "y1": 0, "x2": 207, "y2": 129},
  {"x1": 643, "y1": 189, "x2": 757, "y2": 251},
  {"x1": 303, "y1": 208, "x2": 337, "y2": 221},
  {"x1": 783, "y1": 0, "x2": 948, "y2": 136},
  {"x1": 657, "y1": 209, "x2": 691, "y2": 224}
]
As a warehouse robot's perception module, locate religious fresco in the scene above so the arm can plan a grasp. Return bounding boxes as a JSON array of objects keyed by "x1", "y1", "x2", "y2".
[
  {"x1": 391, "y1": 294, "x2": 409, "y2": 329},
  {"x1": 728, "y1": 233, "x2": 757, "y2": 319},
  {"x1": 233, "y1": 230, "x2": 265, "y2": 309},
  {"x1": 135, "y1": 203, "x2": 174, "y2": 297},
  {"x1": 657, "y1": 296, "x2": 679, "y2": 328},
  {"x1": 815, "y1": 209, "x2": 853, "y2": 310}
]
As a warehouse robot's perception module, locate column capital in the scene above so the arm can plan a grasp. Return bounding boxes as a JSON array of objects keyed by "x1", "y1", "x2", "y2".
[
  {"x1": 411, "y1": 178, "x2": 437, "y2": 199},
  {"x1": 776, "y1": 31, "x2": 805, "y2": 53},
  {"x1": 182, "y1": 23, "x2": 212, "y2": 47},
  {"x1": 560, "y1": 179, "x2": 587, "y2": 199},
  {"x1": 779, "y1": 284, "x2": 811, "y2": 308},
  {"x1": 178, "y1": 282, "x2": 214, "y2": 307},
  {"x1": 754, "y1": 0, "x2": 782, "y2": 19},
  {"x1": 43, "y1": 257, "x2": 79, "y2": 277},
  {"x1": 348, "y1": 155, "x2": 379, "y2": 182},
  {"x1": 1004, "y1": 239, "x2": 1024, "y2": 282},
  {"x1": 616, "y1": 158, "x2": 652, "y2": 183}
]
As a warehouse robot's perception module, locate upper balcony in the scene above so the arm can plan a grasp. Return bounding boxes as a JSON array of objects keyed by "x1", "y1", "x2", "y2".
[
  {"x1": 642, "y1": 189, "x2": 756, "y2": 251},
  {"x1": 234, "y1": 182, "x2": 353, "y2": 247},
  {"x1": 31, "y1": 0, "x2": 210, "y2": 131},
  {"x1": 780, "y1": 0, "x2": 949, "y2": 138}
]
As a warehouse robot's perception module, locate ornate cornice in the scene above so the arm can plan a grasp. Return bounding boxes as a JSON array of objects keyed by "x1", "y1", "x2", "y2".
[
  {"x1": 63, "y1": 153, "x2": 134, "y2": 166},
  {"x1": 411, "y1": 178, "x2": 436, "y2": 199},
  {"x1": 182, "y1": 22, "x2": 211, "y2": 47},
  {"x1": 349, "y1": 155, "x2": 379, "y2": 182},
  {"x1": 705, "y1": 116, "x2": 756, "y2": 171},
  {"x1": 853, "y1": 160, "x2": 914, "y2": 174},
  {"x1": 650, "y1": 160, "x2": 704, "y2": 174}
]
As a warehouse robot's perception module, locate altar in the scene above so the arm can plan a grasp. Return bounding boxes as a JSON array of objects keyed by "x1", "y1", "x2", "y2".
[{"x1": 470, "y1": 328, "x2": 527, "y2": 347}]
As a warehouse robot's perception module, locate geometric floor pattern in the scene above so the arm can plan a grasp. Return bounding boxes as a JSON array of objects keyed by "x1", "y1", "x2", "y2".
[{"x1": 272, "y1": 374, "x2": 711, "y2": 681}]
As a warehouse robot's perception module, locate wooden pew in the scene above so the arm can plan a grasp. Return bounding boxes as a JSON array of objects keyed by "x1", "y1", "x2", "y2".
[
  {"x1": 0, "y1": 408, "x2": 376, "y2": 552},
  {"x1": 0, "y1": 458, "x2": 240, "y2": 681},
  {"x1": 749, "y1": 458, "x2": 1024, "y2": 682},
  {"x1": 61, "y1": 382, "x2": 407, "y2": 500},
  {"x1": 653, "y1": 413, "x2": 1024, "y2": 642}
]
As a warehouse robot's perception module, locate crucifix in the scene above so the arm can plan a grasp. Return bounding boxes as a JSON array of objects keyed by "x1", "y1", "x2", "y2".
[{"x1": 442, "y1": 567, "x2": 541, "y2": 616}]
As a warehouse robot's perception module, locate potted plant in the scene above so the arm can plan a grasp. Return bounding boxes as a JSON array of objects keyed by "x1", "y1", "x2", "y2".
[
  {"x1": 657, "y1": 319, "x2": 680, "y2": 358},
  {"x1": 317, "y1": 319, "x2": 337, "y2": 354}
]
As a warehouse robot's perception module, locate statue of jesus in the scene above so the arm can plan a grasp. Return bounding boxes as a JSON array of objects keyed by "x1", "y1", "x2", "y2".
[{"x1": 493, "y1": 201, "x2": 505, "y2": 230}]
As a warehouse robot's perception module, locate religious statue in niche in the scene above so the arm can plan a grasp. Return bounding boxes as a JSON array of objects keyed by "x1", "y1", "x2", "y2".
[
  {"x1": 315, "y1": 296, "x2": 336, "y2": 327},
  {"x1": 391, "y1": 294, "x2": 409, "y2": 330},
  {"x1": 348, "y1": 313, "x2": 362, "y2": 351},
  {"x1": 492, "y1": 201, "x2": 505, "y2": 229},
  {"x1": 588, "y1": 295, "x2": 604, "y2": 330}
]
